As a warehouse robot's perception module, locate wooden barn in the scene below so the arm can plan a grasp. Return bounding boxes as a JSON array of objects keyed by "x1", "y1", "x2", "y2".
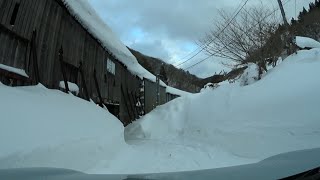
[{"x1": 0, "y1": 0, "x2": 187, "y2": 125}]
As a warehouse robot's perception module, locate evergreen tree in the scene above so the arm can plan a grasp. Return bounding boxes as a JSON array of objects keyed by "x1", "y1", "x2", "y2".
[
  {"x1": 291, "y1": 17, "x2": 296, "y2": 25},
  {"x1": 316, "y1": 0, "x2": 320, "y2": 8},
  {"x1": 298, "y1": 7, "x2": 308, "y2": 22},
  {"x1": 159, "y1": 65, "x2": 168, "y2": 84},
  {"x1": 309, "y1": 2, "x2": 315, "y2": 11}
]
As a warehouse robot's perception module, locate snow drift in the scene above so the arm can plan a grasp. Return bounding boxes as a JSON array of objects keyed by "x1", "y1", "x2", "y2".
[
  {"x1": 1, "y1": 49, "x2": 320, "y2": 174},
  {"x1": 127, "y1": 48, "x2": 320, "y2": 167},
  {"x1": 295, "y1": 36, "x2": 320, "y2": 49},
  {"x1": 0, "y1": 84, "x2": 126, "y2": 172}
]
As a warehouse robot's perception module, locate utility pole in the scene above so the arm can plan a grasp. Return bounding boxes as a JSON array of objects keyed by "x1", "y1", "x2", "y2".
[
  {"x1": 277, "y1": 0, "x2": 292, "y2": 55},
  {"x1": 277, "y1": 0, "x2": 289, "y2": 26}
]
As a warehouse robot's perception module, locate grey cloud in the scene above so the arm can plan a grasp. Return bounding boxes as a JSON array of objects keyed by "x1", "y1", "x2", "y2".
[
  {"x1": 89, "y1": 0, "x2": 315, "y2": 78},
  {"x1": 130, "y1": 39, "x2": 170, "y2": 61}
]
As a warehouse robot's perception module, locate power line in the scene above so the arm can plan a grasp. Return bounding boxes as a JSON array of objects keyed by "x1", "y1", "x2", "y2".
[
  {"x1": 174, "y1": 0, "x2": 249, "y2": 68},
  {"x1": 184, "y1": 0, "x2": 293, "y2": 70}
]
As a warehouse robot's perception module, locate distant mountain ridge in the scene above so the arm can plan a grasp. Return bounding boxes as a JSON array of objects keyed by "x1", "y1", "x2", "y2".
[{"x1": 128, "y1": 48, "x2": 202, "y2": 93}]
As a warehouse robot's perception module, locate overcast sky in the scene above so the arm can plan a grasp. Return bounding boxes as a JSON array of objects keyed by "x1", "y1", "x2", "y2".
[{"x1": 89, "y1": 0, "x2": 314, "y2": 78}]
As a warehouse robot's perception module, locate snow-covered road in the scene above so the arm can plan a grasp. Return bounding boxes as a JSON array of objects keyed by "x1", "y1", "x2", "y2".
[{"x1": 88, "y1": 138, "x2": 256, "y2": 174}]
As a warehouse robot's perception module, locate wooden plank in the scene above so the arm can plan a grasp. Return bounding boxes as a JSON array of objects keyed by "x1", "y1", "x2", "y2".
[
  {"x1": 0, "y1": 32, "x2": 5, "y2": 63},
  {"x1": 10, "y1": 37, "x2": 19, "y2": 67},
  {"x1": 79, "y1": 62, "x2": 89, "y2": 100},
  {"x1": 30, "y1": 31, "x2": 40, "y2": 83},
  {"x1": 46, "y1": 3, "x2": 62, "y2": 87},
  {"x1": 37, "y1": 0, "x2": 54, "y2": 85},
  {"x1": 51, "y1": 7, "x2": 66, "y2": 88},
  {"x1": 93, "y1": 68, "x2": 103, "y2": 106},
  {"x1": 12, "y1": 0, "x2": 26, "y2": 34},
  {"x1": 0, "y1": 0, "x2": 9, "y2": 24},
  {"x1": 19, "y1": 0, "x2": 34, "y2": 37},
  {"x1": 3, "y1": 35, "x2": 15, "y2": 67},
  {"x1": 1, "y1": 0, "x2": 14, "y2": 25},
  {"x1": 69, "y1": 18, "x2": 78, "y2": 66},
  {"x1": 121, "y1": 84, "x2": 133, "y2": 123},
  {"x1": 25, "y1": 0, "x2": 47, "y2": 38},
  {"x1": 22, "y1": 0, "x2": 42, "y2": 38},
  {"x1": 42, "y1": 1, "x2": 60, "y2": 86},
  {"x1": 0, "y1": 0, "x2": 4, "y2": 9},
  {"x1": 0, "y1": 33, "x2": 10, "y2": 65}
]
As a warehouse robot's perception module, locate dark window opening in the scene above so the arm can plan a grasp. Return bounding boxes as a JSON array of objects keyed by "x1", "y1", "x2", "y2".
[
  {"x1": 10, "y1": 3, "x2": 20, "y2": 26},
  {"x1": 104, "y1": 74, "x2": 107, "y2": 83}
]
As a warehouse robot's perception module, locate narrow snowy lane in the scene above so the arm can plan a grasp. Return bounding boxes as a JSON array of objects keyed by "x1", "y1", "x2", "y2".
[{"x1": 88, "y1": 138, "x2": 255, "y2": 174}]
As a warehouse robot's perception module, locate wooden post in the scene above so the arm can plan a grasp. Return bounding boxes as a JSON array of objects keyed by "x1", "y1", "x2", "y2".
[
  {"x1": 79, "y1": 62, "x2": 89, "y2": 100},
  {"x1": 93, "y1": 68, "x2": 103, "y2": 107},
  {"x1": 58, "y1": 46, "x2": 69, "y2": 93},
  {"x1": 277, "y1": 0, "x2": 289, "y2": 26}
]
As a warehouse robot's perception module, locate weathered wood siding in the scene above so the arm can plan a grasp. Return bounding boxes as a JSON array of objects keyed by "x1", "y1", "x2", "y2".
[
  {"x1": 0, "y1": 0, "x2": 142, "y2": 124},
  {"x1": 166, "y1": 93, "x2": 179, "y2": 102},
  {"x1": 144, "y1": 78, "x2": 166, "y2": 114}
]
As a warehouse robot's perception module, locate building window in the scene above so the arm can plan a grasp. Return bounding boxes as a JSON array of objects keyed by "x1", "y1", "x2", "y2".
[
  {"x1": 106, "y1": 58, "x2": 115, "y2": 75},
  {"x1": 10, "y1": 3, "x2": 20, "y2": 26}
]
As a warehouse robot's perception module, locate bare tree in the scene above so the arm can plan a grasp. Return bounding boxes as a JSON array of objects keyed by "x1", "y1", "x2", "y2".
[{"x1": 199, "y1": 4, "x2": 279, "y2": 64}]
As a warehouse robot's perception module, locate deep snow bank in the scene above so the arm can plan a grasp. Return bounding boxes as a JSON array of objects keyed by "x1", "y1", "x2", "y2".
[
  {"x1": 0, "y1": 84, "x2": 126, "y2": 172},
  {"x1": 127, "y1": 48, "x2": 320, "y2": 164},
  {"x1": 296, "y1": 36, "x2": 320, "y2": 49}
]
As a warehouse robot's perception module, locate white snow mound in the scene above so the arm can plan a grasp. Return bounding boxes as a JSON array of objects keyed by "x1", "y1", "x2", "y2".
[
  {"x1": 295, "y1": 36, "x2": 320, "y2": 49},
  {"x1": 127, "y1": 48, "x2": 320, "y2": 167},
  {"x1": 0, "y1": 84, "x2": 126, "y2": 172}
]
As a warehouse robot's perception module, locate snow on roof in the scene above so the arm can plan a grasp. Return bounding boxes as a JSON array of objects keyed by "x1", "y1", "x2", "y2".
[
  {"x1": 62, "y1": 0, "x2": 161, "y2": 84},
  {"x1": 0, "y1": 63, "x2": 29, "y2": 78},
  {"x1": 166, "y1": 86, "x2": 191, "y2": 96},
  {"x1": 295, "y1": 36, "x2": 320, "y2": 49}
]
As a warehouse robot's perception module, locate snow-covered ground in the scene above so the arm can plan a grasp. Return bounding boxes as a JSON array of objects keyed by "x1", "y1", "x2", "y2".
[
  {"x1": 1, "y1": 48, "x2": 320, "y2": 174},
  {"x1": 125, "y1": 48, "x2": 320, "y2": 172},
  {"x1": 0, "y1": 84, "x2": 127, "y2": 172}
]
